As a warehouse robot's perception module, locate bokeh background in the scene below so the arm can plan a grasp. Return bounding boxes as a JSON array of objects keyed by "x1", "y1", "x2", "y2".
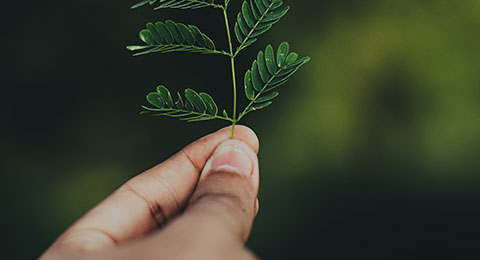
[{"x1": 2, "y1": 0, "x2": 480, "y2": 258}]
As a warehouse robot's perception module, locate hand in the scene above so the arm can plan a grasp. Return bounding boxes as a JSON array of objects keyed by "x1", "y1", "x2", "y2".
[{"x1": 40, "y1": 126, "x2": 260, "y2": 260}]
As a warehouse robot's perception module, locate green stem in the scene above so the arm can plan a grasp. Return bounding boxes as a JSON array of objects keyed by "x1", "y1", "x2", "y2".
[
  {"x1": 142, "y1": 106, "x2": 234, "y2": 122},
  {"x1": 223, "y1": 7, "x2": 237, "y2": 139}
]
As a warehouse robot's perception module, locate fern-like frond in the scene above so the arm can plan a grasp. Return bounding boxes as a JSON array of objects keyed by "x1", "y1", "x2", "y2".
[
  {"x1": 127, "y1": 20, "x2": 229, "y2": 56},
  {"x1": 142, "y1": 85, "x2": 232, "y2": 122},
  {"x1": 234, "y1": 0, "x2": 289, "y2": 55},
  {"x1": 240, "y1": 42, "x2": 310, "y2": 118},
  {"x1": 131, "y1": 0, "x2": 223, "y2": 10}
]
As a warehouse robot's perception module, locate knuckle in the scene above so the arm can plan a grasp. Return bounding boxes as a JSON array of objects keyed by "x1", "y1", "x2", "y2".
[
  {"x1": 207, "y1": 167, "x2": 251, "y2": 180},
  {"x1": 192, "y1": 191, "x2": 250, "y2": 217},
  {"x1": 121, "y1": 183, "x2": 168, "y2": 226},
  {"x1": 191, "y1": 169, "x2": 257, "y2": 216}
]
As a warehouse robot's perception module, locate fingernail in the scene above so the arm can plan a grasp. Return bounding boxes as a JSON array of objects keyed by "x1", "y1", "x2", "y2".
[{"x1": 209, "y1": 142, "x2": 253, "y2": 176}]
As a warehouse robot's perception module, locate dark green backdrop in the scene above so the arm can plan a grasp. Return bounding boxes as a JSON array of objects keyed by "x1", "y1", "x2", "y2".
[{"x1": 2, "y1": 0, "x2": 480, "y2": 259}]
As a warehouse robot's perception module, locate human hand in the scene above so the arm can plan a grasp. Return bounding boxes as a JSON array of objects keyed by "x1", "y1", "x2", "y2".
[{"x1": 40, "y1": 126, "x2": 260, "y2": 260}]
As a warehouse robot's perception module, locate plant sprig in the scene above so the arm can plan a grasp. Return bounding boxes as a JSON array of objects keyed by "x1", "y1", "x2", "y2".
[{"x1": 128, "y1": 0, "x2": 310, "y2": 138}]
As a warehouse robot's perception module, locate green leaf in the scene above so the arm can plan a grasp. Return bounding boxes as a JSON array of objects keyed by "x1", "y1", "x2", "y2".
[
  {"x1": 199, "y1": 93, "x2": 218, "y2": 115},
  {"x1": 254, "y1": 101, "x2": 272, "y2": 110},
  {"x1": 177, "y1": 23, "x2": 195, "y2": 45},
  {"x1": 236, "y1": 13, "x2": 250, "y2": 35},
  {"x1": 250, "y1": 0, "x2": 261, "y2": 20},
  {"x1": 139, "y1": 29, "x2": 155, "y2": 45},
  {"x1": 203, "y1": 34, "x2": 216, "y2": 50},
  {"x1": 241, "y1": 42, "x2": 310, "y2": 117},
  {"x1": 126, "y1": 45, "x2": 152, "y2": 51},
  {"x1": 277, "y1": 42, "x2": 289, "y2": 67},
  {"x1": 157, "y1": 85, "x2": 174, "y2": 107},
  {"x1": 189, "y1": 25, "x2": 206, "y2": 46},
  {"x1": 242, "y1": 2, "x2": 255, "y2": 27},
  {"x1": 165, "y1": 20, "x2": 185, "y2": 44},
  {"x1": 131, "y1": 0, "x2": 152, "y2": 9},
  {"x1": 265, "y1": 44, "x2": 277, "y2": 74},
  {"x1": 156, "y1": 22, "x2": 174, "y2": 43},
  {"x1": 234, "y1": 0, "x2": 290, "y2": 54},
  {"x1": 247, "y1": 101, "x2": 272, "y2": 113},
  {"x1": 244, "y1": 70, "x2": 255, "y2": 100},
  {"x1": 142, "y1": 85, "x2": 226, "y2": 123},
  {"x1": 251, "y1": 61, "x2": 263, "y2": 91},
  {"x1": 185, "y1": 89, "x2": 206, "y2": 113},
  {"x1": 131, "y1": 0, "x2": 222, "y2": 10},
  {"x1": 263, "y1": 6, "x2": 290, "y2": 22},
  {"x1": 254, "y1": 0, "x2": 266, "y2": 13},
  {"x1": 255, "y1": 91, "x2": 279, "y2": 103},
  {"x1": 146, "y1": 92, "x2": 164, "y2": 108},
  {"x1": 256, "y1": 51, "x2": 271, "y2": 82},
  {"x1": 146, "y1": 23, "x2": 163, "y2": 44},
  {"x1": 286, "y1": 52, "x2": 298, "y2": 65},
  {"x1": 128, "y1": 20, "x2": 223, "y2": 56},
  {"x1": 234, "y1": 23, "x2": 245, "y2": 43}
]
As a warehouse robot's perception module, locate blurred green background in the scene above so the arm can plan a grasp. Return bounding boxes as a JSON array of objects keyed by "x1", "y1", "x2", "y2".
[{"x1": 2, "y1": 0, "x2": 480, "y2": 258}]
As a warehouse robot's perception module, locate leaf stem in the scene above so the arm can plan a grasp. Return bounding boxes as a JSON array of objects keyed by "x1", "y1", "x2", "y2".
[
  {"x1": 129, "y1": 45, "x2": 231, "y2": 57},
  {"x1": 223, "y1": 6, "x2": 237, "y2": 139},
  {"x1": 142, "y1": 106, "x2": 234, "y2": 122}
]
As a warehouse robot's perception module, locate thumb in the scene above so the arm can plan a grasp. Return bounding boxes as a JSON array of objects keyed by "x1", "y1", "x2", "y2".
[
  {"x1": 187, "y1": 139, "x2": 260, "y2": 241},
  {"x1": 152, "y1": 139, "x2": 259, "y2": 248}
]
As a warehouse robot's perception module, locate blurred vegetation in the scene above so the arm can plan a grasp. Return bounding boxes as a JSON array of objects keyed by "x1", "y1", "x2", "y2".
[{"x1": 2, "y1": 0, "x2": 480, "y2": 258}]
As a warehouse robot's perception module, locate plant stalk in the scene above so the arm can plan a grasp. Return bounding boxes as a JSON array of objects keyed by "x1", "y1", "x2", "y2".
[{"x1": 223, "y1": 7, "x2": 237, "y2": 139}]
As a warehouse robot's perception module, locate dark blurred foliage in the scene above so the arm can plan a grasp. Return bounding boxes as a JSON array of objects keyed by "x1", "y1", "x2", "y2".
[{"x1": 2, "y1": 0, "x2": 480, "y2": 259}]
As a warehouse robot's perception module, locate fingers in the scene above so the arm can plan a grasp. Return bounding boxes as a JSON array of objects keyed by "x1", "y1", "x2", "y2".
[
  {"x1": 99, "y1": 139, "x2": 260, "y2": 260},
  {"x1": 41, "y1": 126, "x2": 258, "y2": 258}
]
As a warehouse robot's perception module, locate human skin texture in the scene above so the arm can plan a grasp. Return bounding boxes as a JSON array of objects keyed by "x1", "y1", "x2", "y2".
[{"x1": 40, "y1": 126, "x2": 260, "y2": 260}]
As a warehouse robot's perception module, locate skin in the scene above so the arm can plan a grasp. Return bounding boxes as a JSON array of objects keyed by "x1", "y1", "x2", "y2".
[{"x1": 40, "y1": 126, "x2": 260, "y2": 260}]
